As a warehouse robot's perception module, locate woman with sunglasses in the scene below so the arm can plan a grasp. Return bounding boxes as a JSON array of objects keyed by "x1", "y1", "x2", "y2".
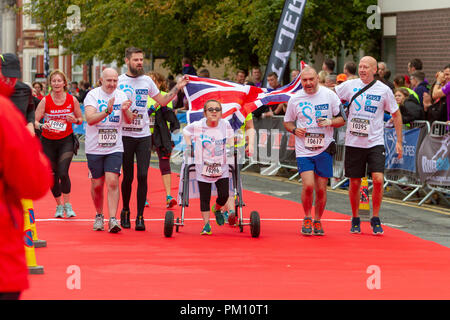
[{"x1": 183, "y1": 100, "x2": 234, "y2": 235}]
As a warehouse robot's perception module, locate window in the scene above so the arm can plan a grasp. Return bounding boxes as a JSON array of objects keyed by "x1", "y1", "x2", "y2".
[{"x1": 72, "y1": 55, "x2": 83, "y2": 82}]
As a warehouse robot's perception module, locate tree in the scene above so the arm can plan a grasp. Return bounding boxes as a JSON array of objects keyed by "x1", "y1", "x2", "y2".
[{"x1": 24, "y1": 0, "x2": 380, "y2": 73}]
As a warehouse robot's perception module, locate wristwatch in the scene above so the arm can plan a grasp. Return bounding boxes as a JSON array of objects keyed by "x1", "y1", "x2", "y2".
[{"x1": 292, "y1": 127, "x2": 297, "y2": 134}]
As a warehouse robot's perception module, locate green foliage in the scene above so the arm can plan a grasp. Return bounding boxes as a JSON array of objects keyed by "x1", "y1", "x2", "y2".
[{"x1": 24, "y1": 0, "x2": 380, "y2": 73}]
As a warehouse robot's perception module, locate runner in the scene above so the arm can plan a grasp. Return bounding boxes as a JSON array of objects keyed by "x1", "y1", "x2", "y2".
[
  {"x1": 334, "y1": 56, "x2": 403, "y2": 235},
  {"x1": 146, "y1": 71, "x2": 180, "y2": 209},
  {"x1": 34, "y1": 70, "x2": 83, "y2": 218},
  {"x1": 84, "y1": 68, "x2": 134, "y2": 233},
  {"x1": 283, "y1": 66, "x2": 344, "y2": 235},
  {"x1": 118, "y1": 47, "x2": 188, "y2": 231},
  {"x1": 183, "y1": 100, "x2": 234, "y2": 235}
]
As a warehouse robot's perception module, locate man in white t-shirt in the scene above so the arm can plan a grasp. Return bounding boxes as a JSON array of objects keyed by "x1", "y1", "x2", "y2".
[
  {"x1": 84, "y1": 68, "x2": 134, "y2": 233},
  {"x1": 334, "y1": 56, "x2": 403, "y2": 235},
  {"x1": 118, "y1": 47, "x2": 188, "y2": 231},
  {"x1": 284, "y1": 67, "x2": 345, "y2": 236}
]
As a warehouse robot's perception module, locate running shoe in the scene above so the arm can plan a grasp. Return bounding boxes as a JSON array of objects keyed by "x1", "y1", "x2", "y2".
[
  {"x1": 201, "y1": 222, "x2": 212, "y2": 235},
  {"x1": 108, "y1": 217, "x2": 122, "y2": 233},
  {"x1": 301, "y1": 217, "x2": 313, "y2": 235},
  {"x1": 64, "y1": 203, "x2": 76, "y2": 218},
  {"x1": 55, "y1": 205, "x2": 64, "y2": 218},
  {"x1": 120, "y1": 209, "x2": 131, "y2": 229},
  {"x1": 223, "y1": 210, "x2": 229, "y2": 224},
  {"x1": 350, "y1": 217, "x2": 361, "y2": 234},
  {"x1": 144, "y1": 200, "x2": 150, "y2": 207},
  {"x1": 166, "y1": 195, "x2": 177, "y2": 209},
  {"x1": 93, "y1": 214, "x2": 104, "y2": 231},
  {"x1": 212, "y1": 203, "x2": 225, "y2": 226},
  {"x1": 135, "y1": 215, "x2": 146, "y2": 231},
  {"x1": 370, "y1": 216, "x2": 384, "y2": 235},
  {"x1": 313, "y1": 220, "x2": 324, "y2": 236}
]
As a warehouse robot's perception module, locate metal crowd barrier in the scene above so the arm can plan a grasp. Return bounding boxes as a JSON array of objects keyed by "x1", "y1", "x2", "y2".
[
  {"x1": 331, "y1": 125, "x2": 348, "y2": 189},
  {"x1": 383, "y1": 120, "x2": 430, "y2": 202},
  {"x1": 418, "y1": 121, "x2": 450, "y2": 206}
]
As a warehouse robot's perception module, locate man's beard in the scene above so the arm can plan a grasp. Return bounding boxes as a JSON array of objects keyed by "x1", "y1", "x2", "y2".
[{"x1": 129, "y1": 65, "x2": 144, "y2": 77}]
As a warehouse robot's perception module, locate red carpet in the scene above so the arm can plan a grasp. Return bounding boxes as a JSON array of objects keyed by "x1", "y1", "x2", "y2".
[{"x1": 21, "y1": 162, "x2": 450, "y2": 300}]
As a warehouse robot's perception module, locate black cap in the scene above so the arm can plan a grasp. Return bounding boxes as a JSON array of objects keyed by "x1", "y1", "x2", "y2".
[{"x1": 1, "y1": 53, "x2": 21, "y2": 78}]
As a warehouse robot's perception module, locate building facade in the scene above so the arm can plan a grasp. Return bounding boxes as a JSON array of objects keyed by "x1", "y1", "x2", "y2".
[{"x1": 379, "y1": 0, "x2": 450, "y2": 80}]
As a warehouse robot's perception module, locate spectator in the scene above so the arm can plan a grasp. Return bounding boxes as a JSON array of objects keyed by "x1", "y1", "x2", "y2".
[
  {"x1": 0, "y1": 55, "x2": 52, "y2": 300},
  {"x1": 266, "y1": 72, "x2": 281, "y2": 90},
  {"x1": 3, "y1": 53, "x2": 36, "y2": 136},
  {"x1": 429, "y1": 64, "x2": 450, "y2": 121},
  {"x1": 325, "y1": 74, "x2": 337, "y2": 90},
  {"x1": 78, "y1": 81, "x2": 91, "y2": 102},
  {"x1": 182, "y1": 57, "x2": 197, "y2": 76},
  {"x1": 251, "y1": 66, "x2": 262, "y2": 87},
  {"x1": 235, "y1": 69, "x2": 246, "y2": 85},
  {"x1": 291, "y1": 69, "x2": 300, "y2": 81},
  {"x1": 318, "y1": 71, "x2": 329, "y2": 86},
  {"x1": 32, "y1": 81, "x2": 44, "y2": 100},
  {"x1": 407, "y1": 58, "x2": 423, "y2": 75},
  {"x1": 198, "y1": 68, "x2": 210, "y2": 78},
  {"x1": 378, "y1": 62, "x2": 394, "y2": 90},
  {"x1": 68, "y1": 81, "x2": 80, "y2": 99},
  {"x1": 393, "y1": 74, "x2": 420, "y2": 103},
  {"x1": 336, "y1": 73, "x2": 347, "y2": 85},
  {"x1": 410, "y1": 71, "x2": 429, "y2": 106},
  {"x1": 252, "y1": 72, "x2": 280, "y2": 118},
  {"x1": 344, "y1": 61, "x2": 358, "y2": 80},
  {"x1": 394, "y1": 88, "x2": 425, "y2": 125},
  {"x1": 322, "y1": 58, "x2": 336, "y2": 74}
]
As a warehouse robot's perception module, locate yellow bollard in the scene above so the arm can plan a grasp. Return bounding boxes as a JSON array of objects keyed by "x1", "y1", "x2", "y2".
[
  {"x1": 359, "y1": 177, "x2": 371, "y2": 221},
  {"x1": 24, "y1": 208, "x2": 44, "y2": 275},
  {"x1": 21, "y1": 199, "x2": 47, "y2": 248}
]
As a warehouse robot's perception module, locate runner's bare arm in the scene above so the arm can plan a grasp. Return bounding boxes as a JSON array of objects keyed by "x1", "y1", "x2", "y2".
[
  {"x1": 152, "y1": 75, "x2": 189, "y2": 107},
  {"x1": 85, "y1": 105, "x2": 110, "y2": 126}
]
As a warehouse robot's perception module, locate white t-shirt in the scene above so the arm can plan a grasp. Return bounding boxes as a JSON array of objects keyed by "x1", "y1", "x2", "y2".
[
  {"x1": 118, "y1": 74, "x2": 159, "y2": 138},
  {"x1": 183, "y1": 118, "x2": 234, "y2": 183},
  {"x1": 284, "y1": 86, "x2": 342, "y2": 157},
  {"x1": 83, "y1": 87, "x2": 128, "y2": 155},
  {"x1": 334, "y1": 79, "x2": 398, "y2": 148}
]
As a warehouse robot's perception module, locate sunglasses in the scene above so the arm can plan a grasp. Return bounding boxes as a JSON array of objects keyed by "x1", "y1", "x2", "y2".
[{"x1": 206, "y1": 107, "x2": 221, "y2": 112}]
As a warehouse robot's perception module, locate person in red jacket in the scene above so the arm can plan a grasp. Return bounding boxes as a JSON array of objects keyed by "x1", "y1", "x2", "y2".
[{"x1": 0, "y1": 55, "x2": 52, "y2": 300}]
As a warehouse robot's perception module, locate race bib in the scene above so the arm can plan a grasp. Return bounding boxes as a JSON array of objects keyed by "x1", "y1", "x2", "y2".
[
  {"x1": 149, "y1": 115, "x2": 155, "y2": 127},
  {"x1": 98, "y1": 128, "x2": 118, "y2": 147},
  {"x1": 350, "y1": 118, "x2": 370, "y2": 137},
  {"x1": 124, "y1": 113, "x2": 144, "y2": 132},
  {"x1": 305, "y1": 133, "x2": 325, "y2": 150},
  {"x1": 201, "y1": 161, "x2": 222, "y2": 177},
  {"x1": 48, "y1": 120, "x2": 67, "y2": 131}
]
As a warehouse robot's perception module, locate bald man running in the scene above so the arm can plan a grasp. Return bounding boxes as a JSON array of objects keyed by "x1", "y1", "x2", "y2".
[
  {"x1": 284, "y1": 67, "x2": 345, "y2": 235},
  {"x1": 84, "y1": 68, "x2": 135, "y2": 233},
  {"x1": 334, "y1": 56, "x2": 403, "y2": 235}
]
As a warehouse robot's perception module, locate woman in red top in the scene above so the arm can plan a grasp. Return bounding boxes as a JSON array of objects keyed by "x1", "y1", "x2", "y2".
[
  {"x1": 0, "y1": 60, "x2": 52, "y2": 300},
  {"x1": 35, "y1": 70, "x2": 83, "y2": 218}
]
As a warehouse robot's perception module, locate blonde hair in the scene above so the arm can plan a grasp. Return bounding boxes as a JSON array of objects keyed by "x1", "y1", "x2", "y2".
[
  {"x1": 148, "y1": 71, "x2": 167, "y2": 91},
  {"x1": 318, "y1": 71, "x2": 329, "y2": 84},
  {"x1": 49, "y1": 69, "x2": 68, "y2": 91}
]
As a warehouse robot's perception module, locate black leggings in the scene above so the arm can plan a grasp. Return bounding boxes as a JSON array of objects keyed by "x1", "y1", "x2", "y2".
[
  {"x1": 0, "y1": 292, "x2": 21, "y2": 300},
  {"x1": 198, "y1": 178, "x2": 229, "y2": 212},
  {"x1": 41, "y1": 134, "x2": 74, "y2": 198},
  {"x1": 156, "y1": 147, "x2": 171, "y2": 175},
  {"x1": 121, "y1": 135, "x2": 151, "y2": 217}
]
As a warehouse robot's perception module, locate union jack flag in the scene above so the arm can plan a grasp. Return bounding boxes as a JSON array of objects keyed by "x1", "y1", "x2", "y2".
[{"x1": 184, "y1": 63, "x2": 305, "y2": 130}]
